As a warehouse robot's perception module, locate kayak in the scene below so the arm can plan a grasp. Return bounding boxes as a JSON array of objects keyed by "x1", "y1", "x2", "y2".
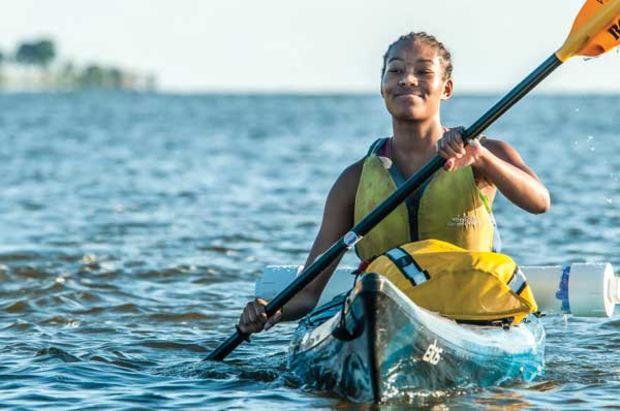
[
  {"x1": 288, "y1": 272, "x2": 545, "y2": 403},
  {"x1": 254, "y1": 262, "x2": 614, "y2": 401}
]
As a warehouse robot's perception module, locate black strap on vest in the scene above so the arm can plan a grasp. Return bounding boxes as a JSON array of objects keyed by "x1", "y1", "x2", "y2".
[
  {"x1": 366, "y1": 137, "x2": 388, "y2": 156},
  {"x1": 367, "y1": 138, "x2": 433, "y2": 242},
  {"x1": 507, "y1": 266, "x2": 528, "y2": 296},
  {"x1": 385, "y1": 247, "x2": 430, "y2": 287}
]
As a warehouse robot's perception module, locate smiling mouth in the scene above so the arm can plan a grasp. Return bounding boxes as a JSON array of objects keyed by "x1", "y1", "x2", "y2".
[{"x1": 395, "y1": 93, "x2": 424, "y2": 98}]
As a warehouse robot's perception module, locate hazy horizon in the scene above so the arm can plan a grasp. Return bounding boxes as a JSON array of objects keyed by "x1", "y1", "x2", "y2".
[{"x1": 2, "y1": 0, "x2": 619, "y2": 93}]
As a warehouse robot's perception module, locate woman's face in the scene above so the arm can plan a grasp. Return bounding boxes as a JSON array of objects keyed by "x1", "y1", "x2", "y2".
[{"x1": 381, "y1": 40, "x2": 452, "y2": 122}]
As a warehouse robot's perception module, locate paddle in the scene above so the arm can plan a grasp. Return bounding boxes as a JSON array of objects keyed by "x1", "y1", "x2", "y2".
[{"x1": 206, "y1": 0, "x2": 620, "y2": 362}]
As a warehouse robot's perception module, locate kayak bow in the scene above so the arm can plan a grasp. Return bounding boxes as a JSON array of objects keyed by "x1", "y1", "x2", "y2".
[{"x1": 289, "y1": 273, "x2": 545, "y2": 402}]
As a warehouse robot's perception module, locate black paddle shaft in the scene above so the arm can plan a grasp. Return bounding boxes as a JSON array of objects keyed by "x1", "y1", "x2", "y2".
[{"x1": 205, "y1": 53, "x2": 562, "y2": 362}]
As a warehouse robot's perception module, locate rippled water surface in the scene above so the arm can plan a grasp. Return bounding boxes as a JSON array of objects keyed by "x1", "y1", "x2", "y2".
[{"x1": 1, "y1": 92, "x2": 619, "y2": 409}]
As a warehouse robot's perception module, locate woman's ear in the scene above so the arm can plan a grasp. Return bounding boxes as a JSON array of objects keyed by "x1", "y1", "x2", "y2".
[{"x1": 441, "y1": 78, "x2": 453, "y2": 100}]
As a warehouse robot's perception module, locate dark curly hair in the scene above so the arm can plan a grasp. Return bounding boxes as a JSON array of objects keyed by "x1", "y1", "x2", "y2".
[{"x1": 381, "y1": 32, "x2": 453, "y2": 80}]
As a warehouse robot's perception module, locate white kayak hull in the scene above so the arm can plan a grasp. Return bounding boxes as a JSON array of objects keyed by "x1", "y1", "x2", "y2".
[{"x1": 288, "y1": 273, "x2": 545, "y2": 402}]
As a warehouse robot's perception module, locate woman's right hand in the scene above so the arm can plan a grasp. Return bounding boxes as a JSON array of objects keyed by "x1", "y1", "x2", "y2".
[{"x1": 238, "y1": 298, "x2": 282, "y2": 334}]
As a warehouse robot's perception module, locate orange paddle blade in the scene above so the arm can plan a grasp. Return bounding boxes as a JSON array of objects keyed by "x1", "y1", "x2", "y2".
[{"x1": 556, "y1": 0, "x2": 620, "y2": 61}]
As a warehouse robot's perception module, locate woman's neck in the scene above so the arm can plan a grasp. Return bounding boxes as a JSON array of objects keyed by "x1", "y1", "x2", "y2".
[{"x1": 391, "y1": 117, "x2": 443, "y2": 156}]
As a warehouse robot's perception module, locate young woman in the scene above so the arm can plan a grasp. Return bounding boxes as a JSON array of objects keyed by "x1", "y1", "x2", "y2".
[{"x1": 238, "y1": 32, "x2": 550, "y2": 333}]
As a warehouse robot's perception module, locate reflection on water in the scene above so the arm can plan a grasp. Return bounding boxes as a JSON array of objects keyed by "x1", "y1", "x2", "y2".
[{"x1": 0, "y1": 92, "x2": 618, "y2": 408}]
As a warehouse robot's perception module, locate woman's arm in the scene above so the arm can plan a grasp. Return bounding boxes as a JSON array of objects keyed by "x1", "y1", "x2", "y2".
[
  {"x1": 238, "y1": 160, "x2": 362, "y2": 333},
  {"x1": 279, "y1": 165, "x2": 358, "y2": 320},
  {"x1": 474, "y1": 139, "x2": 550, "y2": 214},
  {"x1": 438, "y1": 129, "x2": 550, "y2": 214}
]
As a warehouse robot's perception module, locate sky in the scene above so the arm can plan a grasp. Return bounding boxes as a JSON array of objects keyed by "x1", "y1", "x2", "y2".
[{"x1": 1, "y1": 0, "x2": 619, "y2": 93}]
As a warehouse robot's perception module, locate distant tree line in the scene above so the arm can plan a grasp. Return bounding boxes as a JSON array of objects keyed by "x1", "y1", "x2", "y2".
[
  {"x1": 0, "y1": 39, "x2": 56, "y2": 68},
  {"x1": 15, "y1": 39, "x2": 56, "y2": 67},
  {"x1": 0, "y1": 38, "x2": 155, "y2": 90}
]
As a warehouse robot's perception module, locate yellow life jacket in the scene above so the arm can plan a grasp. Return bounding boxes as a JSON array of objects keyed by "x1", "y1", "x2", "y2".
[
  {"x1": 364, "y1": 239, "x2": 538, "y2": 325},
  {"x1": 354, "y1": 137, "x2": 500, "y2": 261}
]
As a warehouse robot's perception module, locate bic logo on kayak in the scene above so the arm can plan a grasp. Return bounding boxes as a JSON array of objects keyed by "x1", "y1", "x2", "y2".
[
  {"x1": 422, "y1": 339, "x2": 443, "y2": 365},
  {"x1": 610, "y1": 20, "x2": 620, "y2": 41}
]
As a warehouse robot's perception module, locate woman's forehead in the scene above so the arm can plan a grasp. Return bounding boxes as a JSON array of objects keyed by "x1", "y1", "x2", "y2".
[{"x1": 386, "y1": 40, "x2": 441, "y2": 64}]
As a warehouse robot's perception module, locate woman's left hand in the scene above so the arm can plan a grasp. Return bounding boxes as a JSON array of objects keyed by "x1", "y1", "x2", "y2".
[{"x1": 437, "y1": 127, "x2": 486, "y2": 171}]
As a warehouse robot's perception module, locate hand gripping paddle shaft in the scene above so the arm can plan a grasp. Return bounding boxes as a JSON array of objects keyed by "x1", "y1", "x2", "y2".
[{"x1": 206, "y1": 0, "x2": 620, "y2": 361}]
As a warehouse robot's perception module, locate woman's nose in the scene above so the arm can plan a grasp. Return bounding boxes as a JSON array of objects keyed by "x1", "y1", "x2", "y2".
[{"x1": 398, "y1": 72, "x2": 418, "y2": 87}]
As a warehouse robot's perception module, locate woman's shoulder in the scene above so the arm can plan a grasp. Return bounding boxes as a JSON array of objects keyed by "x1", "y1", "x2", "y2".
[
  {"x1": 322, "y1": 158, "x2": 366, "y2": 211},
  {"x1": 333, "y1": 158, "x2": 365, "y2": 193}
]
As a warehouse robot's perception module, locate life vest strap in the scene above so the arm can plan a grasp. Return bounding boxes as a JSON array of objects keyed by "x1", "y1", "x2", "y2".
[
  {"x1": 508, "y1": 267, "x2": 528, "y2": 295},
  {"x1": 385, "y1": 247, "x2": 429, "y2": 286}
]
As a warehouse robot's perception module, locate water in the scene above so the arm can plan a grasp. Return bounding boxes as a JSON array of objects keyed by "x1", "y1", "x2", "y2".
[{"x1": 0, "y1": 91, "x2": 619, "y2": 409}]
